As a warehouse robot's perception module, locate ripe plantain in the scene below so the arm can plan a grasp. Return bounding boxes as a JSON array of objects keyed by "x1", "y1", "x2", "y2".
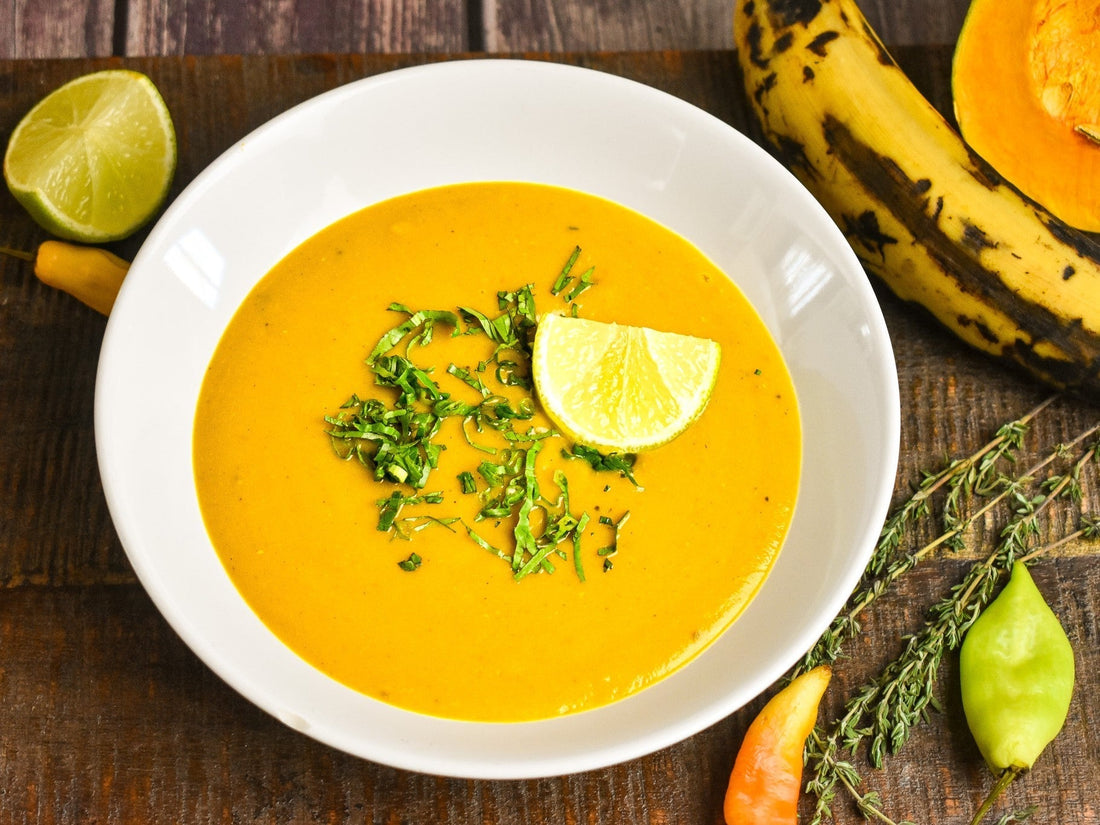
[{"x1": 733, "y1": 0, "x2": 1100, "y2": 395}]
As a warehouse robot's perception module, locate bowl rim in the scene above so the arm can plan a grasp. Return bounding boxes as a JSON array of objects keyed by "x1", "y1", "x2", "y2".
[{"x1": 95, "y1": 57, "x2": 901, "y2": 779}]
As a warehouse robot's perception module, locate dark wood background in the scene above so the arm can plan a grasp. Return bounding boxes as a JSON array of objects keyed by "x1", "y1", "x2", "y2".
[
  {"x1": 3, "y1": 1, "x2": 1099, "y2": 824},
  {"x1": 5, "y1": 0, "x2": 970, "y2": 57}
]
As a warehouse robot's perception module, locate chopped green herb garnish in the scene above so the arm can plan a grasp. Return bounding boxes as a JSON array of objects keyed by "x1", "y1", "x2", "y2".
[
  {"x1": 597, "y1": 511, "x2": 631, "y2": 559},
  {"x1": 328, "y1": 246, "x2": 638, "y2": 580},
  {"x1": 447, "y1": 363, "x2": 490, "y2": 396},
  {"x1": 510, "y1": 442, "x2": 543, "y2": 572},
  {"x1": 551, "y1": 246, "x2": 582, "y2": 295},
  {"x1": 375, "y1": 490, "x2": 444, "y2": 532},
  {"x1": 457, "y1": 471, "x2": 477, "y2": 494},
  {"x1": 368, "y1": 305, "x2": 459, "y2": 363},
  {"x1": 572, "y1": 511, "x2": 590, "y2": 582},
  {"x1": 397, "y1": 552, "x2": 422, "y2": 571},
  {"x1": 398, "y1": 515, "x2": 461, "y2": 537},
  {"x1": 564, "y1": 265, "x2": 595, "y2": 302},
  {"x1": 563, "y1": 444, "x2": 640, "y2": 486},
  {"x1": 465, "y1": 525, "x2": 509, "y2": 560}
]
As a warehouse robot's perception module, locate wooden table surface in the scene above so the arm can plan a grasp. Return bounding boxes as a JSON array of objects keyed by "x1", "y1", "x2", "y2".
[{"x1": 2, "y1": 2, "x2": 1098, "y2": 824}]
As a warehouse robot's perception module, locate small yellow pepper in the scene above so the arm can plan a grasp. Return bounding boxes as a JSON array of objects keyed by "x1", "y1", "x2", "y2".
[
  {"x1": 724, "y1": 665, "x2": 831, "y2": 824},
  {"x1": 960, "y1": 562, "x2": 1075, "y2": 824},
  {"x1": 33, "y1": 239, "x2": 130, "y2": 315}
]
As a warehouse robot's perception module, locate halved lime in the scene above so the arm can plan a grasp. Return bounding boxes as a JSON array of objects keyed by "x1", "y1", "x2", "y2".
[
  {"x1": 531, "y1": 312, "x2": 721, "y2": 453},
  {"x1": 4, "y1": 70, "x2": 177, "y2": 243}
]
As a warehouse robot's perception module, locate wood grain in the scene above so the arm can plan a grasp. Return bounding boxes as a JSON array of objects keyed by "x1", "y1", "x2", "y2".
[
  {"x1": 124, "y1": 0, "x2": 470, "y2": 56},
  {"x1": 2, "y1": 0, "x2": 974, "y2": 59},
  {"x1": 483, "y1": 0, "x2": 972, "y2": 51},
  {"x1": 1, "y1": 0, "x2": 115, "y2": 58},
  {"x1": 1, "y1": 50, "x2": 1099, "y2": 825}
]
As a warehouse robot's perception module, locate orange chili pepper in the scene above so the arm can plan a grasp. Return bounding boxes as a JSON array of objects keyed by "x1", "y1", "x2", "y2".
[{"x1": 724, "y1": 665, "x2": 832, "y2": 825}]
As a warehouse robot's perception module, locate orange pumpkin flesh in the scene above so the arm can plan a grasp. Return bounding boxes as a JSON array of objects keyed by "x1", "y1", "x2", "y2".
[{"x1": 953, "y1": 0, "x2": 1100, "y2": 232}]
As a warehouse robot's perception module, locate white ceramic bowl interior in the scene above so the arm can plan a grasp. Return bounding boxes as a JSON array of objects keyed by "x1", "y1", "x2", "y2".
[{"x1": 95, "y1": 59, "x2": 900, "y2": 779}]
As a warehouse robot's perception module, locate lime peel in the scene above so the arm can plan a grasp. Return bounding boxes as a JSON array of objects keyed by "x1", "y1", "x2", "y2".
[{"x1": 531, "y1": 312, "x2": 721, "y2": 453}]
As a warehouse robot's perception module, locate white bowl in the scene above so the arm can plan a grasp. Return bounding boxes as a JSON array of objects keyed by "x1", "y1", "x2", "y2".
[{"x1": 95, "y1": 58, "x2": 900, "y2": 779}]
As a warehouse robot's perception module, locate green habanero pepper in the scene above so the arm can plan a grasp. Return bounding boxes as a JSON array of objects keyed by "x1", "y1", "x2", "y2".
[{"x1": 959, "y1": 561, "x2": 1075, "y2": 825}]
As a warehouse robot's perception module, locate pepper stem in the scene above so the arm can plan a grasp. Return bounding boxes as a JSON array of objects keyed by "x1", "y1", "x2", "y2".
[
  {"x1": 0, "y1": 246, "x2": 35, "y2": 262},
  {"x1": 969, "y1": 767, "x2": 1023, "y2": 825}
]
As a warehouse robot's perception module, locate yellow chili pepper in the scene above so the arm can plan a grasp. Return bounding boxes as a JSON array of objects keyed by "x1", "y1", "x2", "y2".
[
  {"x1": 32, "y1": 239, "x2": 130, "y2": 315},
  {"x1": 724, "y1": 665, "x2": 831, "y2": 824}
]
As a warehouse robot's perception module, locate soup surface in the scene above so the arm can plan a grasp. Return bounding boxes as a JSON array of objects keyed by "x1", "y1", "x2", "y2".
[{"x1": 193, "y1": 182, "x2": 800, "y2": 722}]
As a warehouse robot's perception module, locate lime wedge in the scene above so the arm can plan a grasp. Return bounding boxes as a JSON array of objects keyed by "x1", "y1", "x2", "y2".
[
  {"x1": 4, "y1": 70, "x2": 177, "y2": 243},
  {"x1": 531, "y1": 312, "x2": 721, "y2": 453}
]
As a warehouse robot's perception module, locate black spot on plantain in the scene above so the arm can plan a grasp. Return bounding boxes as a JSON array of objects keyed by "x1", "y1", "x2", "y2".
[
  {"x1": 774, "y1": 31, "x2": 795, "y2": 53},
  {"x1": 908, "y1": 179, "x2": 934, "y2": 212},
  {"x1": 955, "y1": 314, "x2": 1000, "y2": 344},
  {"x1": 770, "y1": 132, "x2": 818, "y2": 180},
  {"x1": 1063, "y1": 265, "x2": 1076, "y2": 281},
  {"x1": 843, "y1": 210, "x2": 897, "y2": 260},
  {"x1": 744, "y1": 21, "x2": 770, "y2": 69},
  {"x1": 806, "y1": 30, "x2": 840, "y2": 56},
  {"x1": 769, "y1": 0, "x2": 823, "y2": 27},
  {"x1": 961, "y1": 222, "x2": 996, "y2": 253},
  {"x1": 803, "y1": 65, "x2": 815, "y2": 82},
  {"x1": 1005, "y1": 327, "x2": 1100, "y2": 393},
  {"x1": 744, "y1": 0, "x2": 756, "y2": 15},
  {"x1": 754, "y1": 73, "x2": 778, "y2": 106},
  {"x1": 1043, "y1": 213, "x2": 1100, "y2": 266},
  {"x1": 963, "y1": 147, "x2": 1006, "y2": 190}
]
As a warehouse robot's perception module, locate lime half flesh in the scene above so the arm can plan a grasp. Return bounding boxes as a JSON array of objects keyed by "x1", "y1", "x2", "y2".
[{"x1": 4, "y1": 69, "x2": 177, "y2": 243}]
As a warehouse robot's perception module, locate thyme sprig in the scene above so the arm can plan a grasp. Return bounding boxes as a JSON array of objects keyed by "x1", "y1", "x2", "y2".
[
  {"x1": 795, "y1": 398, "x2": 1052, "y2": 675},
  {"x1": 799, "y1": 398, "x2": 1100, "y2": 824}
]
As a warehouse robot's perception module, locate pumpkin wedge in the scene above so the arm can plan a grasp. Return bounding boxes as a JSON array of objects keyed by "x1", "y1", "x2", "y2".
[{"x1": 953, "y1": 0, "x2": 1100, "y2": 232}]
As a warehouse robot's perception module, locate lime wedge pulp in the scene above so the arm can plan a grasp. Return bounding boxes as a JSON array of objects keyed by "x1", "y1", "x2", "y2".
[
  {"x1": 531, "y1": 312, "x2": 721, "y2": 453},
  {"x1": 4, "y1": 69, "x2": 177, "y2": 243}
]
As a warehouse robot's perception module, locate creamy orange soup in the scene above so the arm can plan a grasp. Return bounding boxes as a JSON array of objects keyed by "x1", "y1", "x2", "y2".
[{"x1": 193, "y1": 182, "x2": 800, "y2": 722}]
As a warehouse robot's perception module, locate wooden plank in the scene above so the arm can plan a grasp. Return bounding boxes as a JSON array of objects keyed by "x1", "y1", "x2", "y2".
[
  {"x1": 482, "y1": 0, "x2": 733, "y2": 51},
  {"x1": 1, "y1": 0, "x2": 115, "y2": 59},
  {"x1": 483, "y1": 0, "x2": 973, "y2": 51},
  {"x1": 124, "y1": 0, "x2": 470, "y2": 55},
  {"x1": 6, "y1": 0, "x2": 975, "y2": 60}
]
